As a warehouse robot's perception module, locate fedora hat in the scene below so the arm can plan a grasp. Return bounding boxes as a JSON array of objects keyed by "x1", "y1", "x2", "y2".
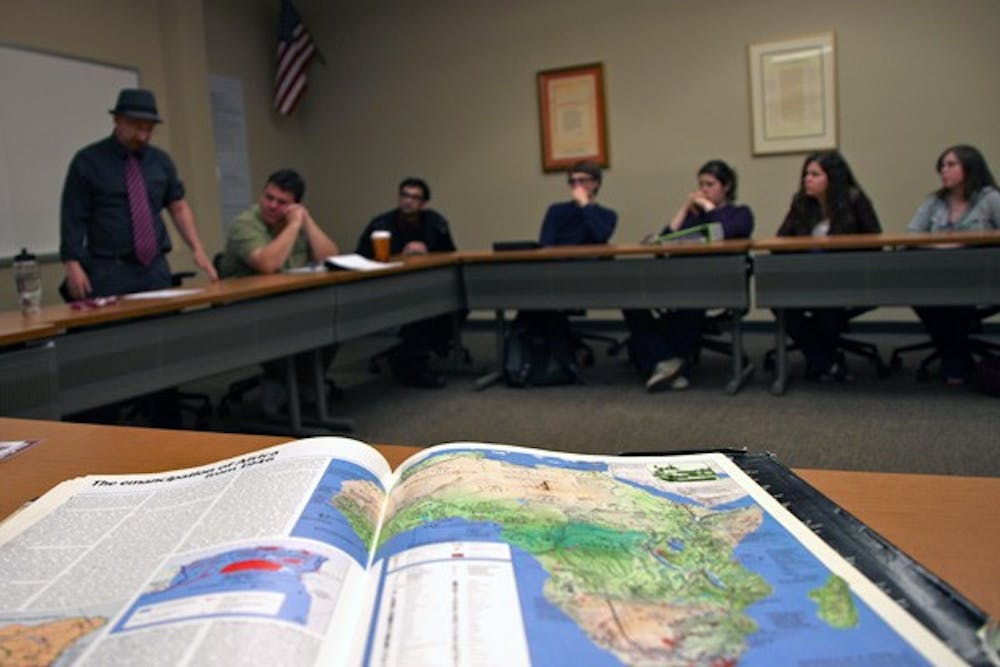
[{"x1": 109, "y1": 88, "x2": 163, "y2": 123}]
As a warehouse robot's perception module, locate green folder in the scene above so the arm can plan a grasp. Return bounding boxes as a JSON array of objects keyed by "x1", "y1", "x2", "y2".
[{"x1": 650, "y1": 222, "x2": 724, "y2": 244}]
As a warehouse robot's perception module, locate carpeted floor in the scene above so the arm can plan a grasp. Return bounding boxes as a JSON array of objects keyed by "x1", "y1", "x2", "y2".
[{"x1": 177, "y1": 325, "x2": 999, "y2": 477}]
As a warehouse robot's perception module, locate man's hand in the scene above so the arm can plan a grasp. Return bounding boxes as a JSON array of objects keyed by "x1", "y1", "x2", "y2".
[
  {"x1": 402, "y1": 241, "x2": 429, "y2": 255},
  {"x1": 283, "y1": 204, "x2": 307, "y2": 229},
  {"x1": 64, "y1": 260, "x2": 92, "y2": 300},
  {"x1": 193, "y1": 248, "x2": 218, "y2": 281},
  {"x1": 571, "y1": 184, "x2": 592, "y2": 207}
]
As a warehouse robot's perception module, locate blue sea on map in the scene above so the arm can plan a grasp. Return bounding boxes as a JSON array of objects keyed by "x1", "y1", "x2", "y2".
[
  {"x1": 729, "y1": 510, "x2": 929, "y2": 666},
  {"x1": 291, "y1": 459, "x2": 383, "y2": 566},
  {"x1": 481, "y1": 449, "x2": 606, "y2": 472},
  {"x1": 113, "y1": 546, "x2": 326, "y2": 632},
  {"x1": 510, "y1": 546, "x2": 620, "y2": 666}
]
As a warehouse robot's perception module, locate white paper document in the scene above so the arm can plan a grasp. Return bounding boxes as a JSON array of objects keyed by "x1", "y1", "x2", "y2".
[
  {"x1": 122, "y1": 288, "x2": 203, "y2": 300},
  {"x1": 324, "y1": 254, "x2": 402, "y2": 272}
]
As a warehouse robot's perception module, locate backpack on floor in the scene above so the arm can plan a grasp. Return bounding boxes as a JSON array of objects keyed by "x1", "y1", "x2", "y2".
[{"x1": 504, "y1": 312, "x2": 579, "y2": 387}]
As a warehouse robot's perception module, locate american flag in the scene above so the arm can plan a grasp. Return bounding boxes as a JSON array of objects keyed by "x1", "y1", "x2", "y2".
[{"x1": 274, "y1": 0, "x2": 317, "y2": 116}]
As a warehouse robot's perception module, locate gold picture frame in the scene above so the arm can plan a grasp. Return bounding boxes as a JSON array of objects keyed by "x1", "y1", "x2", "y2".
[
  {"x1": 748, "y1": 32, "x2": 837, "y2": 155},
  {"x1": 537, "y1": 62, "x2": 609, "y2": 172}
]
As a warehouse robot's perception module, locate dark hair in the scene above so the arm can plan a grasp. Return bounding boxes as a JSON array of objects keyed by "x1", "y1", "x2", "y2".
[
  {"x1": 935, "y1": 144, "x2": 997, "y2": 201},
  {"x1": 787, "y1": 151, "x2": 866, "y2": 235},
  {"x1": 399, "y1": 177, "x2": 431, "y2": 202},
  {"x1": 698, "y1": 159, "x2": 738, "y2": 202},
  {"x1": 567, "y1": 160, "x2": 603, "y2": 194},
  {"x1": 266, "y1": 169, "x2": 305, "y2": 202}
]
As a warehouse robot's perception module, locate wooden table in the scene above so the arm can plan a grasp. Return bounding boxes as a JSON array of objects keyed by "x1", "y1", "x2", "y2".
[{"x1": 1, "y1": 417, "x2": 996, "y2": 619}]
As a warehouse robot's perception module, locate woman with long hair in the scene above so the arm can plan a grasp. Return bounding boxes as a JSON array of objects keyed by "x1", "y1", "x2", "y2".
[
  {"x1": 626, "y1": 159, "x2": 754, "y2": 392},
  {"x1": 908, "y1": 144, "x2": 1000, "y2": 383},
  {"x1": 776, "y1": 151, "x2": 881, "y2": 381}
]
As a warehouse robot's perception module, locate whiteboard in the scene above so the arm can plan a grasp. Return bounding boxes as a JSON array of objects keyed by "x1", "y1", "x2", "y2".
[{"x1": 0, "y1": 44, "x2": 138, "y2": 259}]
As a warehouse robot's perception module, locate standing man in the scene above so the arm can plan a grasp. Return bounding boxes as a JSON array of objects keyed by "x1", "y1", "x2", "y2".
[
  {"x1": 60, "y1": 88, "x2": 217, "y2": 299},
  {"x1": 356, "y1": 178, "x2": 459, "y2": 388},
  {"x1": 539, "y1": 161, "x2": 617, "y2": 247},
  {"x1": 219, "y1": 169, "x2": 340, "y2": 415}
]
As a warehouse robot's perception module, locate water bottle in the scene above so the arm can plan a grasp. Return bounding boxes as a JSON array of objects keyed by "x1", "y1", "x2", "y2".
[{"x1": 13, "y1": 248, "x2": 42, "y2": 316}]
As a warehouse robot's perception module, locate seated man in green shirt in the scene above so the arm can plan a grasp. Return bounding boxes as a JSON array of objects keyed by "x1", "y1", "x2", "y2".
[{"x1": 219, "y1": 169, "x2": 340, "y2": 415}]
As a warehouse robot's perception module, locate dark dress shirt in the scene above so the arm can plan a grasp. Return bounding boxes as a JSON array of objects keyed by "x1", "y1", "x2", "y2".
[
  {"x1": 539, "y1": 200, "x2": 617, "y2": 246},
  {"x1": 355, "y1": 209, "x2": 456, "y2": 257},
  {"x1": 60, "y1": 134, "x2": 184, "y2": 263}
]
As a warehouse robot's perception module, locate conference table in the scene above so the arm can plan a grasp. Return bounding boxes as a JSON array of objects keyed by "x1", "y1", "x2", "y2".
[
  {"x1": 0, "y1": 242, "x2": 754, "y2": 426},
  {"x1": 2, "y1": 234, "x2": 999, "y2": 419},
  {"x1": 753, "y1": 231, "x2": 1000, "y2": 394},
  {"x1": 0, "y1": 255, "x2": 463, "y2": 430},
  {"x1": 0, "y1": 416, "x2": 996, "y2": 622},
  {"x1": 461, "y1": 241, "x2": 753, "y2": 393}
]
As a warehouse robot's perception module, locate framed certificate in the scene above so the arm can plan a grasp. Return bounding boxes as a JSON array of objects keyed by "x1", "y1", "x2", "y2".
[
  {"x1": 536, "y1": 62, "x2": 609, "y2": 171},
  {"x1": 748, "y1": 32, "x2": 837, "y2": 155}
]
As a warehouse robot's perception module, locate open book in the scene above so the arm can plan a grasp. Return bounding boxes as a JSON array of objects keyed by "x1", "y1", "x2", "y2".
[{"x1": 0, "y1": 439, "x2": 968, "y2": 666}]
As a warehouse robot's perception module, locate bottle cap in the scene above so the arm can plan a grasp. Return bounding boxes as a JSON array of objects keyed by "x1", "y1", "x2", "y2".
[{"x1": 14, "y1": 248, "x2": 36, "y2": 262}]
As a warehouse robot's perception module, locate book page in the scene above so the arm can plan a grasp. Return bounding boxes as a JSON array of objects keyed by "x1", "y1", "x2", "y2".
[
  {"x1": 0, "y1": 436, "x2": 392, "y2": 667},
  {"x1": 354, "y1": 443, "x2": 964, "y2": 667}
]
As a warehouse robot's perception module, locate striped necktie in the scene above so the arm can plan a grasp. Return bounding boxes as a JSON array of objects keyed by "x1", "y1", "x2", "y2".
[{"x1": 125, "y1": 153, "x2": 158, "y2": 265}]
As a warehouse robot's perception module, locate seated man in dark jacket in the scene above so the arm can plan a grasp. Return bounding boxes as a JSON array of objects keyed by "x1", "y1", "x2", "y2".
[{"x1": 356, "y1": 178, "x2": 459, "y2": 388}]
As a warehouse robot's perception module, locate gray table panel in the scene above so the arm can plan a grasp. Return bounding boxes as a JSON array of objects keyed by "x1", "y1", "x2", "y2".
[
  {"x1": 0, "y1": 343, "x2": 58, "y2": 419},
  {"x1": 464, "y1": 255, "x2": 749, "y2": 310},
  {"x1": 333, "y1": 267, "x2": 464, "y2": 340},
  {"x1": 57, "y1": 287, "x2": 335, "y2": 414},
  {"x1": 755, "y1": 247, "x2": 1000, "y2": 308}
]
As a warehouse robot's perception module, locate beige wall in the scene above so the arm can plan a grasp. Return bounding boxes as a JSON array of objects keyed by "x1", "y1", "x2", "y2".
[
  {"x1": 282, "y1": 0, "x2": 1000, "y2": 251},
  {"x1": 2, "y1": 0, "x2": 998, "y2": 315}
]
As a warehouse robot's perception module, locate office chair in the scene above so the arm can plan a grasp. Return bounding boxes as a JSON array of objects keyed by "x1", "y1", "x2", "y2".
[
  {"x1": 890, "y1": 306, "x2": 1000, "y2": 380},
  {"x1": 565, "y1": 310, "x2": 627, "y2": 366},
  {"x1": 693, "y1": 309, "x2": 750, "y2": 367},
  {"x1": 763, "y1": 307, "x2": 890, "y2": 377},
  {"x1": 368, "y1": 312, "x2": 473, "y2": 375}
]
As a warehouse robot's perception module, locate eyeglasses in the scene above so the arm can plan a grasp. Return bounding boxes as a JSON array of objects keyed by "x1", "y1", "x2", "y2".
[
  {"x1": 399, "y1": 191, "x2": 425, "y2": 201},
  {"x1": 567, "y1": 176, "x2": 595, "y2": 185}
]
